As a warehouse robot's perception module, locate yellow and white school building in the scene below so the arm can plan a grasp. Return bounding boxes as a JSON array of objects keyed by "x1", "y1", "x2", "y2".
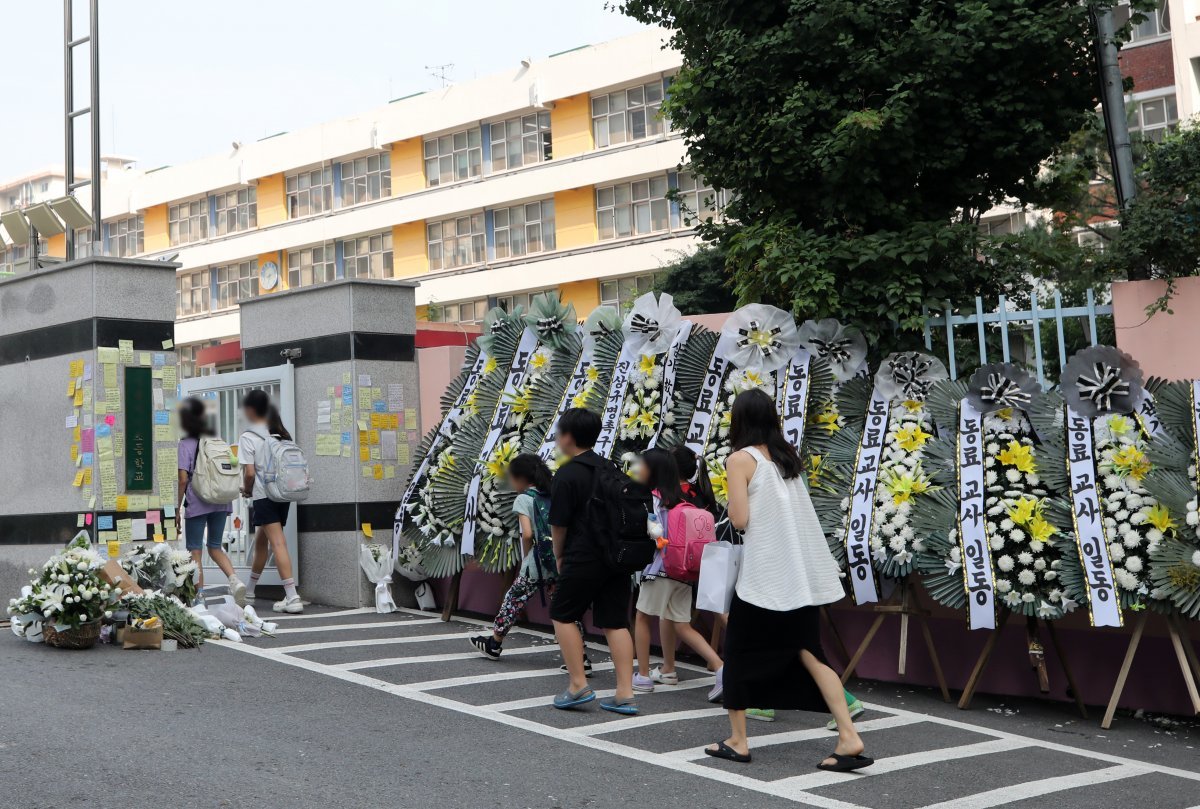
[{"x1": 6, "y1": 28, "x2": 718, "y2": 378}]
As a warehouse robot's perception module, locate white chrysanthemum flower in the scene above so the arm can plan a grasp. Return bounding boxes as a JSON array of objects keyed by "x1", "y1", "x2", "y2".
[
  {"x1": 1124, "y1": 556, "x2": 1143, "y2": 573},
  {"x1": 1123, "y1": 532, "x2": 1141, "y2": 549},
  {"x1": 1028, "y1": 540, "x2": 1044, "y2": 554},
  {"x1": 995, "y1": 579, "x2": 1012, "y2": 593},
  {"x1": 1005, "y1": 469, "x2": 1020, "y2": 483},
  {"x1": 985, "y1": 470, "x2": 998, "y2": 486},
  {"x1": 1192, "y1": 550, "x2": 1200, "y2": 567},
  {"x1": 1114, "y1": 569, "x2": 1139, "y2": 591},
  {"x1": 1010, "y1": 528, "x2": 1025, "y2": 542},
  {"x1": 888, "y1": 536, "x2": 906, "y2": 553},
  {"x1": 1033, "y1": 558, "x2": 1046, "y2": 571},
  {"x1": 1017, "y1": 569, "x2": 1036, "y2": 586},
  {"x1": 1146, "y1": 528, "x2": 1163, "y2": 545},
  {"x1": 1021, "y1": 592, "x2": 1035, "y2": 603},
  {"x1": 1044, "y1": 570, "x2": 1057, "y2": 581},
  {"x1": 1000, "y1": 518, "x2": 1015, "y2": 532},
  {"x1": 997, "y1": 555, "x2": 1014, "y2": 572},
  {"x1": 1017, "y1": 552, "x2": 1033, "y2": 566},
  {"x1": 1108, "y1": 543, "x2": 1125, "y2": 562},
  {"x1": 990, "y1": 537, "x2": 1005, "y2": 551}
]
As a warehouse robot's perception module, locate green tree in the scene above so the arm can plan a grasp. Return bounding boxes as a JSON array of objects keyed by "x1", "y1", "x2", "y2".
[
  {"x1": 620, "y1": 0, "x2": 1142, "y2": 348},
  {"x1": 654, "y1": 245, "x2": 738, "y2": 315}
]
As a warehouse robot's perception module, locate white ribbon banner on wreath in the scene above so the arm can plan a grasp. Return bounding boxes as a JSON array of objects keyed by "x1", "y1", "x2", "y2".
[
  {"x1": 536, "y1": 341, "x2": 596, "y2": 462},
  {"x1": 647, "y1": 321, "x2": 694, "y2": 449},
  {"x1": 683, "y1": 333, "x2": 738, "y2": 457},
  {"x1": 956, "y1": 401, "x2": 996, "y2": 630},
  {"x1": 1065, "y1": 406, "x2": 1123, "y2": 627},
  {"x1": 1193, "y1": 381, "x2": 1200, "y2": 463},
  {"x1": 778, "y1": 347, "x2": 812, "y2": 451},
  {"x1": 461, "y1": 328, "x2": 540, "y2": 555},
  {"x1": 594, "y1": 342, "x2": 640, "y2": 459},
  {"x1": 842, "y1": 389, "x2": 888, "y2": 605},
  {"x1": 393, "y1": 349, "x2": 490, "y2": 559},
  {"x1": 1134, "y1": 388, "x2": 1164, "y2": 438}
]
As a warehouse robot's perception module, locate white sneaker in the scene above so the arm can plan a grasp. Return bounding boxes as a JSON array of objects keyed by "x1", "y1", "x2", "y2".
[
  {"x1": 244, "y1": 589, "x2": 256, "y2": 602},
  {"x1": 229, "y1": 577, "x2": 247, "y2": 607},
  {"x1": 273, "y1": 595, "x2": 304, "y2": 614},
  {"x1": 650, "y1": 666, "x2": 679, "y2": 685}
]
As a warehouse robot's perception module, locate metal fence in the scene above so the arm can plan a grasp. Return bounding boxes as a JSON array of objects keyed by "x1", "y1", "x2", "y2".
[{"x1": 922, "y1": 288, "x2": 1113, "y2": 389}]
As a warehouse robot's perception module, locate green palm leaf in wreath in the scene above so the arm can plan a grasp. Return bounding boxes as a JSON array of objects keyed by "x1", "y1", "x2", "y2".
[{"x1": 583, "y1": 328, "x2": 625, "y2": 413}]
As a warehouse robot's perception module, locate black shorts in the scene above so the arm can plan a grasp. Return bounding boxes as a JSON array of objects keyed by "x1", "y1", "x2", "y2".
[
  {"x1": 550, "y1": 572, "x2": 632, "y2": 629},
  {"x1": 251, "y1": 498, "x2": 291, "y2": 529}
]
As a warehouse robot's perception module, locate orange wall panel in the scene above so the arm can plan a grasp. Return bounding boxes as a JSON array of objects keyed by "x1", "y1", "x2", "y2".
[
  {"x1": 393, "y1": 221, "x2": 427, "y2": 277},
  {"x1": 143, "y1": 204, "x2": 169, "y2": 252},
  {"x1": 558, "y1": 279, "x2": 600, "y2": 319},
  {"x1": 553, "y1": 187, "x2": 595, "y2": 250},
  {"x1": 391, "y1": 139, "x2": 425, "y2": 195},
  {"x1": 550, "y1": 93, "x2": 593, "y2": 158},
  {"x1": 256, "y1": 173, "x2": 287, "y2": 226}
]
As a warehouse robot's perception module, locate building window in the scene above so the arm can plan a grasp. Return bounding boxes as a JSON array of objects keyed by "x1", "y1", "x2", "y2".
[
  {"x1": 341, "y1": 232, "x2": 393, "y2": 279},
  {"x1": 213, "y1": 260, "x2": 258, "y2": 310},
  {"x1": 1131, "y1": 95, "x2": 1178, "y2": 142},
  {"x1": 675, "y1": 173, "x2": 728, "y2": 227},
  {"x1": 109, "y1": 214, "x2": 144, "y2": 257},
  {"x1": 177, "y1": 269, "x2": 211, "y2": 317},
  {"x1": 431, "y1": 298, "x2": 489, "y2": 324},
  {"x1": 169, "y1": 199, "x2": 209, "y2": 246},
  {"x1": 591, "y1": 80, "x2": 667, "y2": 148},
  {"x1": 495, "y1": 289, "x2": 553, "y2": 314},
  {"x1": 213, "y1": 188, "x2": 257, "y2": 236},
  {"x1": 72, "y1": 227, "x2": 95, "y2": 258},
  {"x1": 596, "y1": 175, "x2": 670, "y2": 240},
  {"x1": 600, "y1": 274, "x2": 656, "y2": 308},
  {"x1": 1116, "y1": 1, "x2": 1170, "y2": 42},
  {"x1": 0, "y1": 244, "x2": 29, "y2": 275},
  {"x1": 339, "y1": 153, "x2": 391, "y2": 207},
  {"x1": 286, "y1": 167, "x2": 333, "y2": 218},
  {"x1": 287, "y1": 244, "x2": 336, "y2": 289},
  {"x1": 978, "y1": 211, "x2": 1028, "y2": 236},
  {"x1": 490, "y1": 112, "x2": 552, "y2": 172},
  {"x1": 427, "y1": 214, "x2": 485, "y2": 271},
  {"x1": 494, "y1": 200, "x2": 556, "y2": 259},
  {"x1": 424, "y1": 128, "x2": 482, "y2": 187}
]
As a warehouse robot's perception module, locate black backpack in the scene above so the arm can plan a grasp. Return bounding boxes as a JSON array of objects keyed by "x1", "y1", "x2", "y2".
[{"x1": 578, "y1": 454, "x2": 656, "y2": 573}]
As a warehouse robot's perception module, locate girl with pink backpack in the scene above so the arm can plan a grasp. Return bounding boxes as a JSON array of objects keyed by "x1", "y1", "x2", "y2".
[{"x1": 632, "y1": 448, "x2": 723, "y2": 699}]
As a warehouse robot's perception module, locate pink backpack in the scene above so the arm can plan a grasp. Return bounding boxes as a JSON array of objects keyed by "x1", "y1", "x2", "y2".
[{"x1": 663, "y1": 501, "x2": 717, "y2": 582}]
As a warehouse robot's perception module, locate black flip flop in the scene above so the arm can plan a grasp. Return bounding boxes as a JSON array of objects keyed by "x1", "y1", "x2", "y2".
[
  {"x1": 816, "y1": 752, "x2": 874, "y2": 772},
  {"x1": 704, "y1": 741, "x2": 752, "y2": 763}
]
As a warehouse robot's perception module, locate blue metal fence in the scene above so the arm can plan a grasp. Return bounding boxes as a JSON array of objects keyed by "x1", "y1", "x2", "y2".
[{"x1": 922, "y1": 288, "x2": 1112, "y2": 389}]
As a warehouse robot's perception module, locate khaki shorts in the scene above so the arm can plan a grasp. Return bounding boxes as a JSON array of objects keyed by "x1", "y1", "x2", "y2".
[{"x1": 636, "y1": 577, "x2": 693, "y2": 623}]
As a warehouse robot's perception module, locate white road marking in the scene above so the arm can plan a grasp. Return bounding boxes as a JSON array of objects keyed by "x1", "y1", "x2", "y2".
[
  {"x1": 574, "y1": 707, "x2": 727, "y2": 736},
  {"x1": 660, "y1": 713, "x2": 923, "y2": 762},
  {"x1": 266, "y1": 607, "x2": 378, "y2": 621},
  {"x1": 272, "y1": 631, "x2": 523, "y2": 654},
  {"x1": 772, "y1": 738, "x2": 1027, "y2": 796},
  {"x1": 917, "y1": 764, "x2": 1146, "y2": 809},
  {"x1": 405, "y1": 662, "x2": 617, "y2": 692},
  {"x1": 272, "y1": 618, "x2": 445, "y2": 634},
  {"x1": 331, "y1": 644, "x2": 563, "y2": 671},
  {"x1": 484, "y1": 676, "x2": 716, "y2": 713}
]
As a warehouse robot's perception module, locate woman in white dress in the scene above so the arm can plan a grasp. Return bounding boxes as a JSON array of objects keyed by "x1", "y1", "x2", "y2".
[{"x1": 704, "y1": 388, "x2": 873, "y2": 772}]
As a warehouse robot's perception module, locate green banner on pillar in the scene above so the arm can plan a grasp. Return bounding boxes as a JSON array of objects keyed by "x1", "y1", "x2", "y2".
[{"x1": 125, "y1": 366, "x2": 153, "y2": 490}]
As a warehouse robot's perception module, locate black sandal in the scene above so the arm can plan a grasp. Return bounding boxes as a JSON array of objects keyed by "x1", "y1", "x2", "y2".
[
  {"x1": 704, "y1": 741, "x2": 752, "y2": 763},
  {"x1": 816, "y1": 752, "x2": 874, "y2": 772}
]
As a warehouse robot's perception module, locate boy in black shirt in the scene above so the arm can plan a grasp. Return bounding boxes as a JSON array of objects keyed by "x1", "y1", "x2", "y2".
[{"x1": 548, "y1": 409, "x2": 637, "y2": 714}]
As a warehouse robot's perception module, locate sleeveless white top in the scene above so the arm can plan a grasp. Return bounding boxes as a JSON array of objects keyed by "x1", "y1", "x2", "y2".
[{"x1": 734, "y1": 446, "x2": 845, "y2": 611}]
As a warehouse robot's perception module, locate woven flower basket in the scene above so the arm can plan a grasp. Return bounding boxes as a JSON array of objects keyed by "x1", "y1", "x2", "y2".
[{"x1": 42, "y1": 619, "x2": 102, "y2": 650}]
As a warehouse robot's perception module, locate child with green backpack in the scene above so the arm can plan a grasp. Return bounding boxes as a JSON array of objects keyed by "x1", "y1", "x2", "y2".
[{"x1": 471, "y1": 453, "x2": 587, "y2": 666}]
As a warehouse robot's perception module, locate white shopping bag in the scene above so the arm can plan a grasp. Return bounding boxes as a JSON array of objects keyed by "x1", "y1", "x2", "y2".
[{"x1": 695, "y1": 541, "x2": 742, "y2": 614}]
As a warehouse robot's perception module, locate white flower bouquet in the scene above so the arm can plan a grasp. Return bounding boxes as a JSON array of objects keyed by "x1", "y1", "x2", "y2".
[
  {"x1": 121, "y1": 543, "x2": 199, "y2": 605},
  {"x1": 359, "y1": 542, "x2": 398, "y2": 614},
  {"x1": 6, "y1": 534, "x2": 119, "y2": 647}
]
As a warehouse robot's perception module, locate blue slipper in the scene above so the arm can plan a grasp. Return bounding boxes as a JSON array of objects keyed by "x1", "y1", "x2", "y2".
[
  {"x1": 599, "y1": 696, "x2": 639, "y2": 715},
  {"x1": 553, "y1": 687, "x2": 596, "y2": 710}
]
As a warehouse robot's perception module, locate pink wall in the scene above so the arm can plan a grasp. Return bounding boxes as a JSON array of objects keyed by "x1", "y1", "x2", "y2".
[
  {"x1": 417, "y1": 344, "x2": 467, "y2": 434},
  {"x1": 1113, "y1": 277, "x2": 1200, "y2": 380}
]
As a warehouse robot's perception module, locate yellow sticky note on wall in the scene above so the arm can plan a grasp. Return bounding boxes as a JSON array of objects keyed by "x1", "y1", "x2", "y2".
[
  {"x1": 361, "y1": 523, "x2": 373, "y2": 538},
  {"x1": 372, "y1": 464, "x2": 383, "y2": 480},
  {"x1": 116, "y1": 495, "x2": 129, "y2": 512},
  {"x1": 67, "y1": 379, "x2": 76, "y2": 397},
  {"x1": 359, "y1": 445, "x2": 370, "y2": 462}
]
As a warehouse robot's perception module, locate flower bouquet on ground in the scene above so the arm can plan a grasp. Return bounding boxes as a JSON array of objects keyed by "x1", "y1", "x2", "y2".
[
  {"x1": 6, "y1": 533, "x2": 119, "y2": 649},
  {"x1": 359, "y1": 542, "x2": 398, "y2": 614},
  {"x1": 912, "y1": 365, "x2": 1076, "y2": 623},
  {"x1": 813, "y1": 352, "x2": 947, "y2": 597},
  {"x1": 1033, "y1": 345, "x2": 1169, "y2": 621},
  {"x1": 121, "y1": 543, "x2": 199, "y2": 605},
  {"x1": 1144, "y1": 379, "x2": 1200, "y2": 618},
  {"x1": 122, "y1": 590, "x2": 209, "y2": 648}
]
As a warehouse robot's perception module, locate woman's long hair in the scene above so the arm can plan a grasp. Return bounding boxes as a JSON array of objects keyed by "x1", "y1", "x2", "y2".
[
  {"x1": 243, "y1": 389, "x2": 293, "y2": 441},
  {"x1": 729, "y1": 388, "x2": 803, "y2": 480},
  {"x1": 178, "y1": 396, "x2": 213, "y2": 440},
  {"x1": 641, "y1": 448, "x2": 685, "y2": 509},
  {"x1": 671, "y1": 444, "x2": 716, "y2": 511},
  {"x1": 508, "y1": 453, "x2": 552, "y2": 492}
]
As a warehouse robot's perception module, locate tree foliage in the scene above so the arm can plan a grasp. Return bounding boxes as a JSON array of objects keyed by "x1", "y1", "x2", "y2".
[
  {"x1": 620, "y1": 0, "x2": 1135, "y2": 348},
  {"x1": 654, "y1": 245, "x2": 738, "y2": 315}
]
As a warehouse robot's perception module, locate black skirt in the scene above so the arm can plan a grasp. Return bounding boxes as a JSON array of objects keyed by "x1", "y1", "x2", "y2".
[{"x1": 721, "y1": 593, "x2": 829, "y2": 712}]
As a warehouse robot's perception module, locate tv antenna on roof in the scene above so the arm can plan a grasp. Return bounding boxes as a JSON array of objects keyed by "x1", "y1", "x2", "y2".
[{"x1": 426, "y1": 63, "x2": 454, "y2": 88}]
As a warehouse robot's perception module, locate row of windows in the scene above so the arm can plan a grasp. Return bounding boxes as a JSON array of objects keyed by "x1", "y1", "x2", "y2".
[
  {"x1": 153, "y1": 77, "x2": 672, "y2": 249},
  {"x1": 430, "y1": 274, "x2": 657, "y2": 326},
  {"x1": 595, "y1": 172, "x2": 723, "y2": 241}
]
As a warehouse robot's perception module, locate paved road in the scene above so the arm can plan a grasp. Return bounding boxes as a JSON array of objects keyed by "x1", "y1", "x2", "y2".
[{"x1": 2, "y1": 606, "x2": 1197, "y2": 809}]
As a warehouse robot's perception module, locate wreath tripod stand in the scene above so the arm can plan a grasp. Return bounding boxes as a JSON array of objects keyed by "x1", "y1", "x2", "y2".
[
  {"x1": 1102, "y1": 611, "x2": 1200, "y2": 728},
  {"x1": 840, "y1": 577, "x2": 952, "y2": 702}
]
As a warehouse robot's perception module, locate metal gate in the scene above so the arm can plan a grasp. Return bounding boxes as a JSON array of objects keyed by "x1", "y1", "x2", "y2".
[{"x1": 179, "y1": 364, "x2": 298, "y2": 586}]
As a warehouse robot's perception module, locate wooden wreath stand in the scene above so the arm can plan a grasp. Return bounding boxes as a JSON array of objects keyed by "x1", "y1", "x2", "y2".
[
  {"x1": 1101, "y1": 611, "x2": 1200, "y2": 729},
  {"x1": 839, "y1": 578, "x2": 952, "y2": 702},
  {"x1": 957, "y1": 610, "x2": 1088, "y2": 718}
]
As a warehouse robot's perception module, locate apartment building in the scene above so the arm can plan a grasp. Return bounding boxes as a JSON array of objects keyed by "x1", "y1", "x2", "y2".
[{"x1": 3, "y1": 28, "x2": 713, "y2": 378}]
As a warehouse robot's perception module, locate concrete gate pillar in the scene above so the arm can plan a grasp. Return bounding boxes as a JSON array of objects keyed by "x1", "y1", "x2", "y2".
[
  {"x1": 238, "y1": 279, "x2": 420, "y2": 608},
  {"x1": 0, "y1": 257, "x2": 178, "y2": 600}
]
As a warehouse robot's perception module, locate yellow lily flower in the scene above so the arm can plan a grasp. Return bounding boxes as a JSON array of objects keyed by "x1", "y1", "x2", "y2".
[
  {"x1": 483, "y1": 357, "x2": 498, "y2": 375},
  {"x1": 894, "y1": 425, "x2": 932, "y2": 453},
  {"x1": 815, "y1": 408, "x2": 841, "y2": 434},
  {"x1": 638, "y1": 354, "x2": 657, "y2": 375},
  {"x1": 1111, "y1": 445, "x2": 1151, "y2": 482},
  {"x1": 885, "y1": 470, "x2": 931, "y2": 505},
  {"x1": 1007, "y1": 497, "x2": 1038, "y2": 526},
  {"x1": 585, "y1": 366, "x2": 599, "y2": 382},
  {"x1": 636, "y1": 410, "x2": 657, "y2": 430},
  {"x1": 901, "y1": 400, "x2": 924, "y2": 413},
  {"x1": 530, "y1": 351, "x2": 549, "y2": 370},
  {"x1": 707, "y1": 460, "x2": 729, "y2": 504},
  {"x1": 995, "y1": 407, "x2": 1014, "y2": 421},
  {"x1": 997, "y1": 440, "x2": 1037, "y2": 474},
  {"x1": 1146, "y1": 503, "x2": 1176, "y2": 534},
  {"x1": 1027, "y1": 514, "x2": 1057, "y2": 543},
  {"x1": 1107, "y1": 415, "x2": 1133, "y2": 437},
  {"x1": 807, "y1": 455, "x2": 824, "y2": 487}
]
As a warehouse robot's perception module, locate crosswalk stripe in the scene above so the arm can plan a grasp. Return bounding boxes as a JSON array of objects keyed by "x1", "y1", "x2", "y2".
[
  {"x1": 406, "y1": 662, "x2": 617, "y2": 692},
  {"x1": 331, "y1": 644, "x2": 564, "y2": 671},
  {"x1": 267, "y1": 607, "x2": 377, "y2": 621},
  {"x1": 272, "y1": 631, "x2": 551, "y2": 654},
  {"x1": 917, "y1": 764, "x2": 1146, "y2": 809},
  {"x1": 574, "y1": 707, "x2": 727, "y2": 736},
  {"x1": 484, "y1": 676, "x2": 716, "y2": 713},
  {"x1": 659, "y1": 713, "x2": 922, "y2": 761},
  {"x1": 273, "y1": 618, "x2": 445, "y2": 634},
  {"x1": 771, "y1": 737, "x2": 1027, "y2": 796}
]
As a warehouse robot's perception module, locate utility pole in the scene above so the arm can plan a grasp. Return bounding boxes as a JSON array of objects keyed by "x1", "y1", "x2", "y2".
[{"x1": 1092, "y1": 4, "x2": 1136, "y2": 214}]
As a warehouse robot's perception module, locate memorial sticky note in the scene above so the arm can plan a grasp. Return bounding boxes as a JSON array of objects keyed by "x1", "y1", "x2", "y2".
[
  {"x1": 373, "y1": 464, "x2": 383, "y2": 480},
  {"x1": 404, "y1": 409, "x2": 418, "y2": 430},
  {"x1": 315, "y1": 434, "x2": 341, "y2": 456},
  {"x1": 98, "y1": 515, "x2": 114, "y2": 530},
  {"x1": 107, "y1": 540, "x2": 121, "y2": 559},
  {"x1": 69, "y1": 359, "x2": 84, "y2": 378},
  {"x1": 359, "y1": 445, "x2": 370, "y2": 462},
  {"x1": 146, "y1": 510, "x2": 161, "y2": 524},
  {"x1": 116, "y1": 519, "x2": 133, "y2": 543},
  {"x1": 80, "y1": 429, "x2": 95, "y2": 453},
  {"x1": 154, "y1": 425, "x2": 173, "y2": 441},
  {"x1": 132, "y1": 519, "x2": 148, "y2": 541},
  {"x1": 361, "y1": 523, "x2": 373, "y2": 538},
  {"x1": 384, "y1": 465, "x2": 396, "y2": 480},
  {"x1": 381, "y1": 430, "x2": 397, "y2": 461},
  {"x1": 98, "y1": 347, "x2": 119, "y2": 365},
  {"x1": 162, "y1": 366, "x2": 177, "y2": 390},
  {"x1": 162, "y1": 338, "x2": 174, "y2": 349},
  {"x1": 118, "y1": 340, "x2": 134, "y2": 364}
]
